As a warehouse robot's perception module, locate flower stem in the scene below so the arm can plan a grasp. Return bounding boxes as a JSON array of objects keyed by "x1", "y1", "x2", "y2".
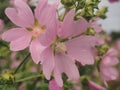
[
  {"x1": 14, "y1": 53, "x2": 30, "y2": 74},
  {"x1": 15, "y1": 74, "x2": 43, "y2": 83}
]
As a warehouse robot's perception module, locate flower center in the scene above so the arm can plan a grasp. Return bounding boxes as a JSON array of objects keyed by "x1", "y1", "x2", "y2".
[
  {"x1": 51, "y1": 40, "x2": 67, "y2": 54},
  {"x1": 31, "y1": 26, "x2": 45, "y2": 38},
  {"x1": 27, "y1": 25, "x2": 46, "y2": 39},
  {"x1": 27, "y1": 20, "x2": 46, "y2": 39}
]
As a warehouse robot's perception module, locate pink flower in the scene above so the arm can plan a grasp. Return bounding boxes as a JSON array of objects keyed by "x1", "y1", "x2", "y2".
[
  {"x1": 49, "y1": 79, "x2": 63, "y2": 90},
  {"x1": 59, "y1": 10, "x2": 102, "y2": 65},
  {"x1": 100, "y1": 48, "x2": 119, "y2": 82},
  {"x1": 88, "y1": 81, "x2": 105, "y2": 90},
  {"x1": 2, "y1": 0, "x2": 58, "y2": 64},
  {"x1": 66, "y1": 35, "x2": 101, "y2": 65},
  {"x1": 40, "y1": 47, "x2": 80, "y2": 87},
  {"x1": 40, "y1": 10, "x2": 102, "y2": 87}
]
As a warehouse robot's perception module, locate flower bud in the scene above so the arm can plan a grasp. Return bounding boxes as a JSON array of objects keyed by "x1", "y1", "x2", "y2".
[
  {"x1": 97, "y1": 44, "x2": 109, "y2": 56},
  {"x1": 76, "y1": 0, "x2": 85, "y2": 10},
  {"x1": 0, "y1": 70, "x2": 15, "y2": 85},
  {"x1": 96, "y1": 6, "x2": 108, "y2": 19},
  {"x1": 86, "y1": 0, "x2": 101, "y2": 7},
  {"x1": 74, "y1": 12, "x2": 82, "y2": 20},
  {"x1": 85, "y1": 6, "x2": 94, "y2": 17},
  {"x1": 85, "y1": 28, "x2": 96, "y2": 35}
]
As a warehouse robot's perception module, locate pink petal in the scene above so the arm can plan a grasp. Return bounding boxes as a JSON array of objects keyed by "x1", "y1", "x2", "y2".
[
  {"x1": 101, "y1": 48, "x2": 119, "y2": 67},
  {"x1": 30, "y1": 39, "x2": 46, "y2": 64},
  {"x1": 40, "y1": 8, "x2": 57, "y2": 46},
  {"x1": 10, "y1": 33, "x2": 31, "y2": 51},
  {"x1": 66, "y1": 36, "x2": 98, "y2": 65},
  {"x1": 2, "y1": 28, "x2": 31, "y2": 51},
  {"x1": 89, "y1": 81, "x2": 105, "y2": 90},
  {"x1": 100, "y1": 67, "x2": 119, "y2": 81},
  {"x1": 2, "y1": 28, "x2": 30, "y2": 42},
  {"x1": 49, "y1": 79, "x2": 63, "y2": 90},
  {"x1": 34, "y1": 0, "x2": 47, "y2": 24},
  {"x1": 106, "y1": 48, "x2": 118, "y2": 56},
  {"x1": 89, "y1": 18, "x2": 102, "y2": 33},
  {"x1": 54, "y1": 67, "x2": 63, "y2": 87},
  {"x1": 58, "y1": 10, "x2": 88, "y2": 38},
  {"x1": 40, "y1": 47, "x2": 54, "y2": 80},
  {"x1": 54, "y1": 54, "x2": 80, "y2": 84},
  {"x1": 101, "y1": 56, "x2": 119, "y2": 66},
  {"x1": 40, "y1": 24, "x2": 57, "y2": 46},
  {"x1": 35, "y1": 0, "x2": 57, "y2": 26},
  {"x1": 35, "y1": 0, "x2": 57, "y2": 46},
  {"x1": 5, "y1": 0, "x2": 34, "y2": 27}
]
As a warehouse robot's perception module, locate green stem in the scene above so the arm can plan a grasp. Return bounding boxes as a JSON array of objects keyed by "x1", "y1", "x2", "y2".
[
  {"x1": 15, "y1": 74, "x2": 43, "y2": 83},
  {"x1": 14, "y1": 53, "x2": 30, "y2": 74}
]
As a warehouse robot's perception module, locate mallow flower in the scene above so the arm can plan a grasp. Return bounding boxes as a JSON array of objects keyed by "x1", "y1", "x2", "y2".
[
  {"x1": 2, "y1": 0, "x2": 58, "y2": 64},
  {"x1": 58, "y1": 10, "x2": 103, "y2": 65},
  {"x1": 39, "y1": 10, "x2": 103, "y2": 87},
  {"x1": 100, "y1": 48, "x2": 119, "y2": 82}
]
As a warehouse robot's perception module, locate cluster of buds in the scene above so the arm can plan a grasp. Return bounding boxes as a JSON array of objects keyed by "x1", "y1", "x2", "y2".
[{"x1": 61, "y1": 0, "x2": 108, "y2": 20}]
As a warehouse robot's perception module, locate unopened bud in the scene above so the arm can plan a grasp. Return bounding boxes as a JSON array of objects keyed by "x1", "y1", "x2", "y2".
[
  {"x1": 76, "y1": 0, "x2": 85, "y2": 10},
  {"x1": 86, "y1": 0, "x2": 101, "y2": 8},
  {"x1": 85, "y1": 28, "x2": 96, "y2": 35},
  {"x1": 74, "y1": 12, "x2": 82, "y2": 20},
  {"x1": 85, "y1": 6, "x2": 94, "y2": 17},
  {"x1": 0, "y1": 70, "x2": 15, "y2": 85},
  {"x1": 96, "y1": 6, "x2": 108, "y2": 19},
  {"x1": 97, "y1": 44, "x2": 109, "y2": 56}
]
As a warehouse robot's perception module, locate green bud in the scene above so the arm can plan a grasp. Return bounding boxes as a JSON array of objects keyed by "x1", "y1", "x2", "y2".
[
  {"x1": 76, "y1": 0, "x2": 85, "y2": 10},
  {"x1": 74, "y1": 12, "x2": 82, "y2": 20},
  {"x1": 80, "y1": 76, "x2": 88, "y2": 84},
  {"x1": 80, "y1": 8, "x2": 86, "y2": 16},
  {"x1": 0, "y1": 70, "x2": 15, "y2": 85},
  {"x1": 97, "y1": 44, "x2": 109, "y2": 56},
  {"x1": 85, "y1": 28, "x2": 96, "y2": 35},
  {"x1": 80, "y1": 7, "x2": 94, "y2": 20},
  {"x1": 96, "y1": 6, "x2": 108, "y2": 19},
  {"x1": 86, "y1": 0, "x2": 101, "y2": 8},
  {"x1": 85, "y1": 6, "x2": 94, "y2": 17}
]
